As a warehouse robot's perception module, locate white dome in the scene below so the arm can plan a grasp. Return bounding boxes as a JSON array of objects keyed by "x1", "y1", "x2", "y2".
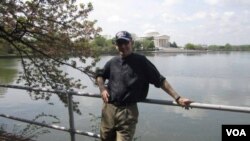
[{"x1": 143, "y1": 29, "x2": 159, "y2": 37}]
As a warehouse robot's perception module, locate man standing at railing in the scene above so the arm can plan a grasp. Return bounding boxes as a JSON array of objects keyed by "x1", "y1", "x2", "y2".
[{"x1": 96, "y1": 31, "x2": 192, "y2": 141}]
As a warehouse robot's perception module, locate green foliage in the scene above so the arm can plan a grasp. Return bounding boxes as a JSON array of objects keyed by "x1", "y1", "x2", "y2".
[
  {"x1": 185, "y1": 43, "x2": 204, "y2": 50},
  {"x1": 133, "y1": 40, "x2": 141, "y2": 50},
  {"x1": 141, "y1": 39, "x2": 155, "y2": 50},
  {"x1": 170, "y1": 41, "x2": 178, "y2": 48},
  {"x1": 145, "y1": 36, "x2": 154, "y2": 41},
  {"x1": 0, "y1": 0, "x2": 101, "y2": 88},
  {"x1": 148, "y1": 41, "x2": 155, "y2": 49},
  {"x1": 184, "y1": 42, "x2": 250, "y2": 51},
  {"x1": 185, "y1": 43, "x2": 196, "y2": 50},
  {"x1": 0, "y1": 59, "x2": 18, "y2": 84},
  {"x1": 0, "y1": 0, "x2": 102, "y2": 115},
  {"x1": 89, "y1": 36, "x2": 116, "y2": 53},
  {"x1": 91, "y1": 36, "x2": 107, "y2": 47},
  {"x1": 225, "y1": 43, "x2": 232, "y2": 50},
  {"x1": 208, "y1": 44, "x2": 250, "y2": 51},
  {"x1": 0, "y1": 39, "x2": 14, "y2": 55}
]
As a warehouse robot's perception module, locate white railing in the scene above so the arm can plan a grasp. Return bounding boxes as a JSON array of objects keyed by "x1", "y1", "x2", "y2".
[{"x1": 0, "y1": 84, "x2": 250, "y2": 141}]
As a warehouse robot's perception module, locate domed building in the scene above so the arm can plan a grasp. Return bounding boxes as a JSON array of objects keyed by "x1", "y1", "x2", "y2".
[
  {"x1": 144, "y1": 31, "x2": 160, "y2": 37},
  {"x1": 141, "y1": 30, "x2": 170, "y2": 48}
]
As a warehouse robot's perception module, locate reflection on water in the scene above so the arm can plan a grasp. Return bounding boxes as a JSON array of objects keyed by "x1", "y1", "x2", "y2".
[
  {"x1": 0, "y1": 59, "x2": 18, "y2": 98},
  {"x1": 136, "y1": 51, "x2": 209, "y2": 57},
  {"x1": 0, "y1": 59, "x2": 84, "y2": 116},
  {"x1": 0, "y1": 59, "x2": 18, "y2": 84},
  {"x1": 0, "y1": 52, "x2": 250, "y2": 141},
  {"x1": 0, "y1": 112, "x2": 60, "y2": 140}
]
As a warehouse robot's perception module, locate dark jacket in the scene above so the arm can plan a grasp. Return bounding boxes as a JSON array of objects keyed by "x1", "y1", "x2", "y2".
[{"x1": 96, "y1": 53, "x2": 165, "y2": 103}]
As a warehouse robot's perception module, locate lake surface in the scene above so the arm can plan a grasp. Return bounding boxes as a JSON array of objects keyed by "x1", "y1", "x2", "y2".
[{"x1": 0, "y1": 52, "x2": 250, "y2": 141}]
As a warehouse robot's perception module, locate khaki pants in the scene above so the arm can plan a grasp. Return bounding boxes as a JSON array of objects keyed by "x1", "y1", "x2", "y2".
[{"x1": 100, "y1": 103, "x2": 139, "y2": 141}]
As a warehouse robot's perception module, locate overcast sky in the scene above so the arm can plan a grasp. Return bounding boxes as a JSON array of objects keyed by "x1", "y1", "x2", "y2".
[{"x1": 85, "y1": 0, "x2": 250, "y2": 46}]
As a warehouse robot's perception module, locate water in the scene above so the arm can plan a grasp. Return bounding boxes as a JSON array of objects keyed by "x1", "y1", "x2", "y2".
[{"x1": 0, "y1": 52, "x2": 250, "y2": 141}]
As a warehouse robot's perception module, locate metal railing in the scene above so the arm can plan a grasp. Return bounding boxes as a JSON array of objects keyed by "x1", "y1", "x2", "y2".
[
  {"x1": 0, "y1": 114, "x2": 100, "y2": 139},
  {"x1": 1, "y1": 84, "x2": 250, "y2": 141}
]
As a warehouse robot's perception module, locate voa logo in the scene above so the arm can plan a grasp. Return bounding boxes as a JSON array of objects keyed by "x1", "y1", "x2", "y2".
[{"x1": 226, "y1": 129, "x2": 246, "y2": 136}]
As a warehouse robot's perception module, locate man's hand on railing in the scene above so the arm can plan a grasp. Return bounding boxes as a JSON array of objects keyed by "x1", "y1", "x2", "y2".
[{"x1": 176, "y1": 97, "x2": 193, "y2": 110}]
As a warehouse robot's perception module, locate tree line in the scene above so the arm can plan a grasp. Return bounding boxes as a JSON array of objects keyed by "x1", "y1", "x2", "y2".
[
  {"x1": 2, "y1": 38, "x2": 250, "y2": 56},
  {"x1": 184, "y1": 43, "x2": 250, "y2": 51},
  {"x1": 0, "y1": 35, "x2": 157, "y2": 55}
]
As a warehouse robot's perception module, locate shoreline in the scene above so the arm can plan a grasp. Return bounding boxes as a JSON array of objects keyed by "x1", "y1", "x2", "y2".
[
  {"x1": 0, "y1": 54, "x2": 21, "y2": 59},
  {"x1": 0, "y1": 50, "x2": 248, "y2": 58},
  {"x1": 134, "y1": 49, "x2": 209, "y2": 53}
]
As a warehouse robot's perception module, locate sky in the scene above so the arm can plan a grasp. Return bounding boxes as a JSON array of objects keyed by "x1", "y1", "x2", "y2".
[{"x1": 84, "y1": 0, "x2": 250, "y2": 46}]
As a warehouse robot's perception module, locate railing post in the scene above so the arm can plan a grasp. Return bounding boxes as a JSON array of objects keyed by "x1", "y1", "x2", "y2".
[{"x1": 67, "y1": 91, "x2": 75, "y2": 141}]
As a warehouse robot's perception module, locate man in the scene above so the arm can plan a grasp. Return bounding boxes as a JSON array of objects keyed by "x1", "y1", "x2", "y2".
[{"x1": 96, "y1": 31, "x2": 192, "y2": 141}]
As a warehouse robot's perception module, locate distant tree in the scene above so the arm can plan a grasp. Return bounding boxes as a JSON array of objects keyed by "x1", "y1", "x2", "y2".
[
  {"x1": 170, "y1": 41, "x2": 178, "y2": 48},
  {"x1": 208, "y1": 44, "x2": 250, "y2": 51},
  {"x1": 90, "y1": 36, "x2": 116, "y2": 53},
  {"x1": 148, "y1": 41, "x2": 155, "y2": 49},
  {"x1": 95, "y1": 37, "x2": 105, "y2": 47},
  {"x1": 145, "y1": 36, "x2": 154, "y2": 41},
  {"x1": 92, "y1": 36, "x2": 107, "y2": 47},
  {"x1": 142, "y1": 39, "x2": 154, "y2": 50},
  {"x1": 184, "y1": 43, "x2": 205, "y2": 50},
  {"x1": 225, "y1": 43, "x2": 232, "y2": 50},
  {"x1": 106, "y1": 39, "x2": 113, "y2": 47},
  {"x1": 185, "y1": 43, "x2": 196, "y2": 50},
  {"x1": 208, "y1": 45, "x2": 219, "y2": 50},
  {"x1": 133, "y1": 40, "x2": 141, "y2": 50}
]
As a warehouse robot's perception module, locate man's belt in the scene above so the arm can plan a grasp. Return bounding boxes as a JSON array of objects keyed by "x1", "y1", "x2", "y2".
[{"x1": 110, "y1": 101, "x2": 136, "y2": 107}]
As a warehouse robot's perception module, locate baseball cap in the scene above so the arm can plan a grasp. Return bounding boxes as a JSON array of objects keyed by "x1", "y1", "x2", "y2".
[{"x1": 115, "y1": 31, "x2": 132, "y2": 41}]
